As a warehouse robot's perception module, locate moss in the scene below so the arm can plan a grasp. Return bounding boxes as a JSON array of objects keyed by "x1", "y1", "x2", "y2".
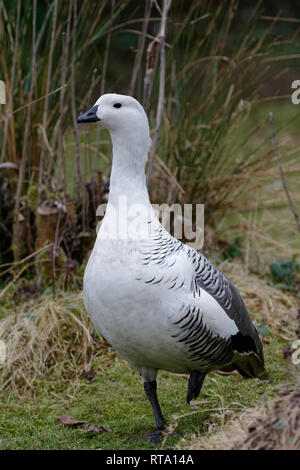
[{"x1": 22, "y1": 185, "x2": 39, "y2": 210}]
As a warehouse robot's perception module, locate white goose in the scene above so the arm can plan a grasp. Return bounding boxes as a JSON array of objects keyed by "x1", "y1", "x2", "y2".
[{"x1": 77, "y1": 93, "x2": 269, "y2": 443}]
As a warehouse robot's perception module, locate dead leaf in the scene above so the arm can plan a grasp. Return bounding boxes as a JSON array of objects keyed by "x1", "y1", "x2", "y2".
[
  {"x1": 57, "y1": 414, "x2": 86, "y2": 426},
  {"x1": 83, "y1": 424, "x2": 112, "y2": 434}
]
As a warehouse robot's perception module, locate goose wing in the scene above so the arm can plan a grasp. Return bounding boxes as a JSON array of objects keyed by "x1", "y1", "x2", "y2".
[
  {"x1": 184, "y1": 246, "x2": 268, "y2": 378},
  {"x1": 138, "y1": 224, "x2": 267, "y2": 379},
  {"x1": 187, "y1": 248, "x2": 262, "y2": 354}
]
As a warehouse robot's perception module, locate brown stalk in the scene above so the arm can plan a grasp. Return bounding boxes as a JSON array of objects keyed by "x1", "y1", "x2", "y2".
[
  {"x1": 38, "y1": 0, "x2": 58, "y2": 202},
  {"x1": 58, "y1": 1, "x2": 73, "y2": 196},
  {"x1": 260, "y1": 15, "x2": 300, "y2": 23},
  {"x1": 0, "y1": 0, "x2": 21, "y2": 164},
  {"x1": 12, "y1": 0, "x2": 37, "y2": 261},
  {"x1": 146, "y1": 0, "x2": 172, "y2": 187},
  {"x1": 85, "y1": 67, "x2": 98, "y2": 182},
  {"x1": 128, "y1": 0, "x2": 153, "y2": 96},
  {"x1": 269, "y1": 112, "x2": 300, "y2": 234},
  {"x1": 70, "y1": 0, "x2": 85, "y2": 226},
  {"x1": 142, "y1": 34, "x2": 159, "y2": 111},
  {"x1": 94, "y1": 0, "x2": 116, "y2": 187},
  {"x1": 101, "y1": 0, "x2": 115, "y2": 95},
  {"x1": 51, "y1": 208, "x2": 63, "y2": 298}
]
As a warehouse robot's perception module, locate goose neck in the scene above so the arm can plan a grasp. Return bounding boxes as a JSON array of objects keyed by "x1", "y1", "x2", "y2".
[{"x1": 108, "y1": 130, "x2": 150, "y2": 208}]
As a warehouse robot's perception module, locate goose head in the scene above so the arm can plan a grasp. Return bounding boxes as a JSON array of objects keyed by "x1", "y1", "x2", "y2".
[{"x1": 77, "y1": 93, "x2": 151, "y2": 156}]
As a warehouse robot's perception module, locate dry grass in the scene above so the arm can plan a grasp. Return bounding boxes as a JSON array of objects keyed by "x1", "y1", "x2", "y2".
[
  {"x1": 217, "y1": 176, "x2": 300, "y2": 271},
  {"x1": 237, "y1": 382, "x2": 300, "y2": 450},
  {"x1": 183, "y1": 379, "x2": 300, "y2": 450},
  {"x1": 220, "y1": 260, "x2": 297, "y2": 340},
  {"x1": 0, "y1": 291, "x2": 100, "y2": 394},
  {"x1": 181, "y1": 404, "x2": 268, "y2": 450}
]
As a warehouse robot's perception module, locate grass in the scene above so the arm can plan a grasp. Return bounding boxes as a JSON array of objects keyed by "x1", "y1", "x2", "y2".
[
  {"x1": 0, "y1": 335, "x2": 294, "y2": 450},
  {"x1": 1, "y1": 1, "x2": 299, "y2": 451},
  {"x1": 213, "y1": 99, "x2": 300, "y2": 267},
  {"x1": 0, "y1": 259, "x2": 298, "y2": 450}
]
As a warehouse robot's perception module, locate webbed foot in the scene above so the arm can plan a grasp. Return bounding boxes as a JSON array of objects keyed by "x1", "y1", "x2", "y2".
[{"x1": 132, "y1": 428, "x2": 181, "y2": 445}]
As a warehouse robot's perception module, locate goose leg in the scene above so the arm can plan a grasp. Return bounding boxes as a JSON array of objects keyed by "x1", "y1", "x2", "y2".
[
  {"x1": 144, "y1": 381, "x2": 167, "y2": 430},
  {"x1": 143, "y1": 380, "x2": 167, "y2": 444},
  {"x1": 131, "y1": 380, "x2": 166, "y2": 445},
  {"x1": 131, "y1": 380, "x2": 167, "y2": 444}
]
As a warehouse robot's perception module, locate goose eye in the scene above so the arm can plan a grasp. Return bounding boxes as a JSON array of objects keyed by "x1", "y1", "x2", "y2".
[{"x1": 113, "y1": 103, "x2": 122, "y2": 108}]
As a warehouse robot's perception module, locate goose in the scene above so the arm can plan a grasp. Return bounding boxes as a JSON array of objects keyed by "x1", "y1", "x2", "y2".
[{"x1": 77, "y1": 93, "x2": 269, "y2": 444}]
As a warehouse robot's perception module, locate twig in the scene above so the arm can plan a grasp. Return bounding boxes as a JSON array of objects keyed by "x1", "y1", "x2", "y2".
[
  {"x1": 12, "y1": 85, "x2": 68, "y2": 115},
  {"x1": 100, "y1": 17, "x2": 160, "y2": 36},
  {"x1": 142, "y1": 36, "x2": 159, "y2": 110},
  {"x1": 260, "y1": 15, "x2": 300, "y2": 23},
  {"x1": 128, "y1": 0, "x2": 153, "y2": 96},
  {"x1": 0, "y1": 259, "x2": 48, "y2": 300},
  {"x1": 119, "y1": 28, "x2": 170, "y2": 45},
  {"x1": 12, "y1": 0, "x2": 37, "y2": 261},
  {"x1": 269, "y1": 112, "x2": 300, "y2": 234},
  {"x1": 146, "y1": 0, "x2": 172, "y2": 187},
  {"x1": 0, "y1": 243, "x2": 53, "y2": 273}
]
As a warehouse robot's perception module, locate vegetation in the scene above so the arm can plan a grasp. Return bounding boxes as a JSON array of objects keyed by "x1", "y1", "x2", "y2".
[
  {"x1": 270, "y1": 258, "x2": 300, "y2": 294},
  {"x1": 1, "y1": 0, "x2": 300, "y2": 270},
  {"x1": 0, "y1": 0, "x2": 300, "y2": 450},
  {"x1": 0, "y1": 261, "x2": 299, "y2": 449},
  {"x1": 0, "y1": 341, "x2": 292, "y2": 450}
]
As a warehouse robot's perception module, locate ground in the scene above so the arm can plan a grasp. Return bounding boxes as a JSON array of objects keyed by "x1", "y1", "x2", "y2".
[{"x1": 0, "y1": 263, "x2": 298, "y2": 450}]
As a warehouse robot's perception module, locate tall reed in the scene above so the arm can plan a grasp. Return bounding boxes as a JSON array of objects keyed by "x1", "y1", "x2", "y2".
[{"x1": 0, "y1": 0, "x2": 299, "y2": 269}]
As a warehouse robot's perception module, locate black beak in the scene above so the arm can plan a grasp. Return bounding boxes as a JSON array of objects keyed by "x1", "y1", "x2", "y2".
[{"x1": 77, "y1": 105, "x2": 100, "y2": 123}]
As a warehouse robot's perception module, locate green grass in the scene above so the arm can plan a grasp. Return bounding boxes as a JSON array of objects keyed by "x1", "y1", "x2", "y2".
[
  {"x1": 214, "y1": 99, "x2": 300, "y2": 264},
  {"x1": 0, "y1": 335, "x2": 293, "y2": 450}
]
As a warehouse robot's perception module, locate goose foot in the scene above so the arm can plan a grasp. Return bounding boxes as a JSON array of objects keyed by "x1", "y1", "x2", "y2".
[
  {"x1": 132, "y1": 428, "x2": 181, "y2": 445},
  {"x1": 138, "y1": 380, "x2": 182, "y2": 444},
  {"x1": 131, "y1": 429, "x2": 164, "y2": 445},
  {"x1": 144, "y1": 429, "x2": 165, "y2": 445}
]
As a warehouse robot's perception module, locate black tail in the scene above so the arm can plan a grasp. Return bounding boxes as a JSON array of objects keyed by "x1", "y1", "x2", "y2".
[{"x1": 233, "y1": 352, "x2": 271, "y2": 381}]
